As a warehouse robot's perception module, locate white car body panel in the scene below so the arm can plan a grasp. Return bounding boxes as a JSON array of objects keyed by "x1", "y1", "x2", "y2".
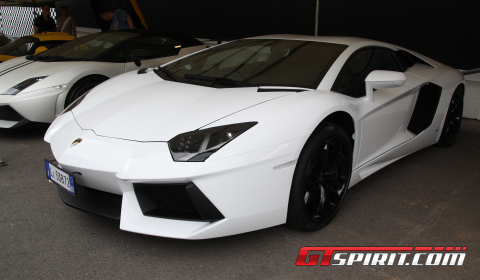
[
  {"x1": 45, "y1": 35, "x2": 465, "y2": 239},
  {"x1": 0, "y1": 42, "x2": 209, "y2": 128}
]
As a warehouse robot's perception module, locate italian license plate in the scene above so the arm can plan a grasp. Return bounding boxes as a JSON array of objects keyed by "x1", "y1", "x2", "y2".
[{"x1": 45, "y1": 160, "x2": 76, "y2": 196}]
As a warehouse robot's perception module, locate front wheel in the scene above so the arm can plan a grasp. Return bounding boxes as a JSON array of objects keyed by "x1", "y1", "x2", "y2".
[
  {"x1": 287, "y1": 122, "x2": 352, "y2": 231},
  {"x1": 437, "y1": 87, "x2": 464, "y2": 147},
  {"x1": 64, "y1": 76, "x2": 108, "y2": 108}
]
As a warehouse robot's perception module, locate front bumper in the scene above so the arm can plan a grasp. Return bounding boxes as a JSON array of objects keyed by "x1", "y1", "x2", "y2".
[
  {"x1": 48, "y1": 115, "x2": 307, "y2": 239},
  {"x1": 0, "y1": 87, "x2": 67, "y2": 128},
  {"x1": 56, "y1": 182, "x2": 122, "y2": 219}
]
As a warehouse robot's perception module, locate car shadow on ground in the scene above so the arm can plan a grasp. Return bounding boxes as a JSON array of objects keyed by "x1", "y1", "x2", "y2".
[{"x1": 0, "y1": 126, "x2": 49, "y2": 140}]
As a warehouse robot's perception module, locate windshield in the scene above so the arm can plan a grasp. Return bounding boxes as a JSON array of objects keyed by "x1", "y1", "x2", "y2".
[
  {"x1": 0, "y1": 36, "x2": 39, "y2": 56},
  {"x1": 158, "y1": 39, "x2": 348, "y2": 89},
  {"x1": 33, "y1": 32, "x2": 140, "y2": 61}
]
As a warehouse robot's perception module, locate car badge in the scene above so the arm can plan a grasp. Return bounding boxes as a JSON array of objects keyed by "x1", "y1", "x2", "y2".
[{"x1": 71, "y1": 138, "x2": 83, "y2": 147}]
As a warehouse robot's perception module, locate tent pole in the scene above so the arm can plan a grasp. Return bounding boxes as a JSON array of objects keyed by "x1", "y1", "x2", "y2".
[{"x1": 315, "y1": 0, "x2": 319, "y2": 36}]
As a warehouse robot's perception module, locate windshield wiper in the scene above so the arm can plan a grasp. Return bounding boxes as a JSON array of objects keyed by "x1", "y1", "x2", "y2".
[
  {"x1": 26, "y1": 55, "x2": 38, "y2": 61},
  {"x1": 155, "y1": 67, "x2": 177, "y2": 82},
  {"x1": 184, "y1": 74, "x2": 246, "y2": 87}
]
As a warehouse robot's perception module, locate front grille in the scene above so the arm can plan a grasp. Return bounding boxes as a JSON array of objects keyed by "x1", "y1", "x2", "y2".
[
  {"x1": 0, "y1": 105, "x2": 23, "y2": 121},
  {"x1": 82, "y1": 185, "x2": 122, "y2": 205},
  {"x1": 134, "y1": 183, "x2": 204, "y2": 220}
]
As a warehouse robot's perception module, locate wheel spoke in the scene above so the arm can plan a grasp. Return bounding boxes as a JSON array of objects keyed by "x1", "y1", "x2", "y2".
[
  {"x1": 451, "y1": 99, "x2": 460, "y2": 113},
  {"x1": 306, "y1": 182, "x2": 320, "y2": 195},
  {"x1": 324, "y1": 177, "x2": 343, "y2": 191},
  {"x1": 325, "y1": 153, "x2": 346, "y2": 175},
  {"x1": 321, "y1": 142, "x2": 330, "y2": 170},
  {"x1": 317, "y1": 185, "x2": 327, "y2": 217}
]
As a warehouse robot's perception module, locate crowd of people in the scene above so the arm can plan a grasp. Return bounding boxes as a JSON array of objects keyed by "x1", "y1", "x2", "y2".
[{"x1": 33, "y1": 3, "x2": 135, "y2": 36}]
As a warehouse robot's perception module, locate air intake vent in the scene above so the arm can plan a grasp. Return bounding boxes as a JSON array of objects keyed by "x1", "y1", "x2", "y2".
[
  {"x1": 134, "y1": 183, "x2": 224, "y2": 222},
  {"x1": 0, "y1": 106, "x2": 23, "y2": 121}
]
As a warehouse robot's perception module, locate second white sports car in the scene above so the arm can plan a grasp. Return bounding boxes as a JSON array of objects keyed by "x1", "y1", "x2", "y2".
[
  {"x1": 0, "y1": 30, "x2": 209, "y2": 128},
  {"x1": 44, "y1": 35, "x2": 464, "y2": 239}
]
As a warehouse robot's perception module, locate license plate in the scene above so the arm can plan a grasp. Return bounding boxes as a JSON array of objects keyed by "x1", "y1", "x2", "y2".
[{"x1": 45, "y1": 160, "x2": 76, "y2": 196}]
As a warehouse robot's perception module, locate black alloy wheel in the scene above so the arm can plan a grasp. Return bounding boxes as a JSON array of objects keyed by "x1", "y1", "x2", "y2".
[
  {"x1": 438, "y1": 87, "x2": 464, "y2": 147},
  {"x1": 287, "y1": 122, "x2": 352, "y2": 231},
  {"x1": 64, "y1": 76, "x2": 108, "y2": 108}
]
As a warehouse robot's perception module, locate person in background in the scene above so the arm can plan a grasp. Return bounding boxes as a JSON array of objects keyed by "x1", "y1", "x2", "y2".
[
  {"x1": 56, "y1": 5, "x2": 76, "y2": 37},
  {"x1": 34, "y1": 4, "x2": 56, "y2": 34},
  {"x1": 99, "y1": 6, "x2": 135, "y2": 30}
]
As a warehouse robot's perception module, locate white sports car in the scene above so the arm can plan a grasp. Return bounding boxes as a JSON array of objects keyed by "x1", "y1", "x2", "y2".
[
  {"x1": 0, "y1": 30, "x2": 209, "y2": 128},
  {"x1": 44, "y1": 35, "x2": 464, "y2": 239}
]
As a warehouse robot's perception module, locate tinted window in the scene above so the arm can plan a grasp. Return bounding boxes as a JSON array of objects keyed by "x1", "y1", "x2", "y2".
[
  {"x1": 160, "y1": 39, "x2": 348, "y2": 89},
  {"x1": 39, "y1": 40, "x2": 68, "y2": 51},
  {"x1": 333, "y1": 48, "x2": 402, "y2": 97},
  {"x1": 396, "y1": 50, "x2": 433, "y2": 71},
  {"x1": 103, "y1": 48, "x2": 127, "y2": 63},
  {"x1": 35, "y1": 32, "x2": 140, "y2": 61},
  {"x1": 0, "y1": 36, "x2": 40, "y2": 56},
  {"x1": 126, "y1": 36, "x2": 181, "y2": 62}
]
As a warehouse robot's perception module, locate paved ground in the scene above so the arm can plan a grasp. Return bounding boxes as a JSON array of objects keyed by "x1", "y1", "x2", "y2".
[{"x1": 0, "y1": 120, "x2": 479, "y2": 279}]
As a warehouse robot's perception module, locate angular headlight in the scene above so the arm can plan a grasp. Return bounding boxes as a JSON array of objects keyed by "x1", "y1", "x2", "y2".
[
  {"x1": 168, "y1": 122, "x2": 257, "y2": 162},
  {"x1": 0, "y1": 76, "x2": 47, "y2": 95},
  {"x1": 60, "y1": 90, "x2": 91, "y2": 116}
]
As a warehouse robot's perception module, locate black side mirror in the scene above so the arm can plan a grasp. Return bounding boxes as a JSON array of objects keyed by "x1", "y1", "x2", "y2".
[
  {"x1": 129, "y1": 49, "x2": 155, "y2": 67},
  {"x1": 129, "y1": 47, "x2": 181, "y2": 67}
]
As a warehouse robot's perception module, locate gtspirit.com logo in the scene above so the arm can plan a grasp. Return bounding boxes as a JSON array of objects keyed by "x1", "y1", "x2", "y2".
[{"x1": 296, "y1": 247, "x2": 467, "y2": 266}]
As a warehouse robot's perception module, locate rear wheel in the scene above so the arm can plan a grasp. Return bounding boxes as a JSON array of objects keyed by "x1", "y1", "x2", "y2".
[
  {"x1": 437, "y1": 87, "x2": 464, "y2": 147},
  {"x1": 287, "y1": 122, "x2": 352, "y2": 231},
  {"x1": 64, "y1": 76, "x2": 108, "y2": 108}
]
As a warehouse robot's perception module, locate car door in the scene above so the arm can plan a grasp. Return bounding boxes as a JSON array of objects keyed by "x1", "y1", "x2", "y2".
[{"x1": 333, "y1": 47, "x2": 426, "y2": 168}]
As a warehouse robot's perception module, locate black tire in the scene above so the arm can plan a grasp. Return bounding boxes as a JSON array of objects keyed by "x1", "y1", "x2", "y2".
[
  {"x1": 287, "y1": 122, "x2": 352, "y2": 231},
  {"x1": 437, "y1": 87, "x2": 464, "y2": 147},
  {"x1": 64, "y1": 76, "x2": 108, "y2": 108}
]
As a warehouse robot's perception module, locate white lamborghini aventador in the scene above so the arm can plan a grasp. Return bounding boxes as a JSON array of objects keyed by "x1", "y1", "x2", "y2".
[
  {"x1": 0, "y1": 30, "x2": 210, "y2": 128},
  {"x1": 44, "y1": 35, "x2": 465, "y2": 239}
]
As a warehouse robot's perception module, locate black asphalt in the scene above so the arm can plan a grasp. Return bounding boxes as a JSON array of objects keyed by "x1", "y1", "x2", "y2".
[{"x1": 1, "y1": 119, "x2": 479, "y2": 279}]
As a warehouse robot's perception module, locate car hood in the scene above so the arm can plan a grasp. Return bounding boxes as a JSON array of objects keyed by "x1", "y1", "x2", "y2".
[
  {"x1": 0, "y1": 57, "x2": 85, "y2": 93},
  {"x1": 73, "y1": 73, "x2": 291, "y2": 141}
]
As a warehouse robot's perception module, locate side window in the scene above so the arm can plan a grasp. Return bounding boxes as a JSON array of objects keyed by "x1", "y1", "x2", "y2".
[
  {"x1": 333, "y1": 68, "x2": 358, "y2": 97},
  {"x1": 332, "y1": 49, "x2": 372, "y2": 98},
  {"x1": 333, "y1": 48, "x2": 403, "y2": 98},
  {"x1": 396, "y1": 50, "x2": 433, "y2": 71},
  {"x1": 126, "y1": 36, "x2": 181, "y2": 62},
  {"x1": 103, "y1": 48, "x2": 127, "y2": 63}
]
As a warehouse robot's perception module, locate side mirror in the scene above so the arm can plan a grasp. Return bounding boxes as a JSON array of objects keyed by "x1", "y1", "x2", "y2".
[
  {"x1": 34, "y1": 46, "x2": 48, "y2": 55},
  {"x1": 364, "y1": 70, "x2": 406, "y2": 102},
  {"x1": 129, "y1": 47, "x2": 181, "y2": 67}
]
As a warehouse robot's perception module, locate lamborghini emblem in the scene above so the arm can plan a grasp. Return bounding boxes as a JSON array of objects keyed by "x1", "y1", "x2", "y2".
[{"x1": 71, "y1": 138, "x2": 83, "y2": 147}]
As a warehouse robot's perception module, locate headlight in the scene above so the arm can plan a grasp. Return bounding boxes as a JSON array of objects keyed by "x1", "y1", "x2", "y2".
[
  {"x1": 168, "y1": 122, "x2": 257, "y2": 162},
  {"x1": 60, "y1": 90, "x2": 90, "y2": 116},
  {"x1": 0, "y1": 76, "x2": 47, "y2": 95}
]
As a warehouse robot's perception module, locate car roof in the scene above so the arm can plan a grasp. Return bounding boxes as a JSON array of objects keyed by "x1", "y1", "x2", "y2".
[
  {"x1": 29, "y1": 32, "x2": 76, "y2": 41},
  {"x1": 243, "y1": 34, "x2": 442, "y2": 68},
  {"x1": 246, "y1": 34, "x2": 384, "y2": 47},
  {"x1": 100, "y1": 30, "x2": 203, "y2": 48}
]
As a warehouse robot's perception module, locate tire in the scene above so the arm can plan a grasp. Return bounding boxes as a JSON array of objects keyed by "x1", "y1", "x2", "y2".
[
  {"x1": 287, "y1": 122, "x2": 352, "y2": 231},
  {"x1": 437, "y1": 86, "x2": 464, "y2": 147},
  {"x1": 64, "y1": 76, "x2": 108, "y2": 108}
]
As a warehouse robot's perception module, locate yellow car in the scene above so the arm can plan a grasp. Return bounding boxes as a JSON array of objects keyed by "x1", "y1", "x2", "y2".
[{"x1": 0, "y1": 32, "x2": 76, "y2": 63}]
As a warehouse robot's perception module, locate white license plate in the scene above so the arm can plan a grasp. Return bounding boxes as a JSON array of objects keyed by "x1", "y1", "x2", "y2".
[{"x1": 45, "y1": 160, "x2": 76, "y2": 196}]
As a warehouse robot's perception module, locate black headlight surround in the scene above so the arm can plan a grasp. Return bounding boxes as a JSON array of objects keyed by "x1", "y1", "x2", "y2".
[
  {"x1": 0, "y1": 76, "x2": 47, "y2": 95},
  {"x1": 168, "y1": 122, "x2": 258, "y2": 162}
]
